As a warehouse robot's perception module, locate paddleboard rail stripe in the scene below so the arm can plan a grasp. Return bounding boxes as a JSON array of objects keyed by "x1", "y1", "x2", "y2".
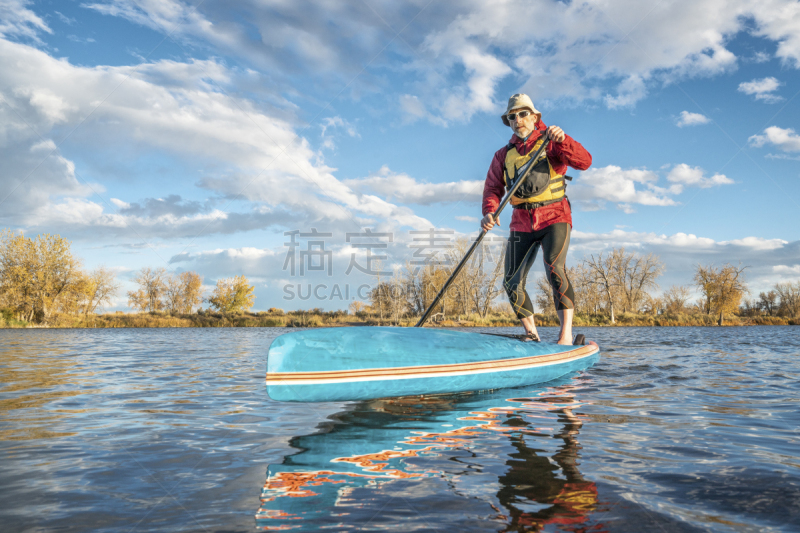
[{"x1": 267, "y1": 343, "x2": 598, "y2": 385}]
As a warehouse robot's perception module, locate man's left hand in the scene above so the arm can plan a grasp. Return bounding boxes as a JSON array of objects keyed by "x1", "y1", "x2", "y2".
[{"x1": 547, "y1": 126, "x2": 566, "y2": 143}]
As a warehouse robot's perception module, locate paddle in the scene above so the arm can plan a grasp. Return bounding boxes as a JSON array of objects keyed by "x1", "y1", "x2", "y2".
[{"x1": 415, "y1": 133, "x2": 552, "y2": 327}]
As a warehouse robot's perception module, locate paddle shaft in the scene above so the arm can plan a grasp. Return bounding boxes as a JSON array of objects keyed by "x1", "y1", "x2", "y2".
[{"x1": 415, "y1": 135, "x2": 552, "y2": 327}]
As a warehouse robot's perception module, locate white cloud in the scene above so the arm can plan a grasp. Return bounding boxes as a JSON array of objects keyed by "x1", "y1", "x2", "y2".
[
  {"x1": 438, "y1": 45, "x2": 513, "y2": 122},
  {"x1": 749, "y1": 126, "x2": 800, "y2": 152},
  {"x1": 319, "y1": 116, "x2": 358, "y2": 151},
  {"x1": 666, "y1": 164, "x2": 733, "y2": 188},
  {"x1": 738, "y1": 76, "x2": 783, "y2": 102},
  {"x1": 765, "y1": 153, "x2": 800, "y2": 161},
  {"x1": 0, "y1": 0, "x2": 51, "y2": 42},
  {"x1": 0, "y1": 38, "x2": 436, "y2": 237},
  {"x1": 415, "y1": 0, "x2": 751, "y2": 119},
  {"x1": 83, "y1": 0, "x2": 408, "y2": 90},
  {"x1": 774, "y1": 264, "x2": 800, "y2": 274},
  {"x1": 569, "y1": 165, "x2": 676, "y2": 210},
  {"x1": 723, "y1": 236, "x2": 787, "y2": 250},
  {"x1": 110, "y1": 198, "x2": 130, "y2": 209},
  {"x1": 569, "y1": 163, "x2": 732, "y2": 212},
  {"x1": 455, "y1": 215, "x2": 479, "y2": 222},
  {"x1": 72, "y1": 0, "x2": 800, "y2": 125},
  {"x1": 676, "y1": 111, "x2": 711, "y2": 127},
  {"x1": 399, "y1": 94, "x2": 429, "y2": 124},
  {"x1": 751, "y1": 0, "x2": 800, "y2": 68},
  {"x1": 604, "y1": 75, "x2": 648, "y2": 110},
  {"x1": 751, "y1": 51, "x2": 771, "y2": 63},
  {"x1": 345, "y1": 166, "x2": 484, "y2": 206},
  {"x1": 54, "y1": 11, "x2": 76, "y2": 25}
]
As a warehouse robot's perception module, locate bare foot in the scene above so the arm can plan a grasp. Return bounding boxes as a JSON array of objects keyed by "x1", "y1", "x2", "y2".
[{"x1": 557, "y1": 336, "x2": 573, "y2": 345}]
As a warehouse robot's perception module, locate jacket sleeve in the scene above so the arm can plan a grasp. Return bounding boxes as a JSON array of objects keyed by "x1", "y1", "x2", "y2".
[
  {"x1": 482, "y1": 149, "x2": 507, "y2": 216},
  {"x1": 549, "y1": 134, "x2": 592, "y2": 171}
]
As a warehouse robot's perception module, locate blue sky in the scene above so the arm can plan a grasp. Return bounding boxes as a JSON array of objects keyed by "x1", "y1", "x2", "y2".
[{"x1": 1, "y1": 0, "x2": 799, "y2": 312}]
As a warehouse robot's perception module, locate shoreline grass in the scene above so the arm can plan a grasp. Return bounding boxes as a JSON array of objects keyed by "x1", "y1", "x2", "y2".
[{"x1": 1, "y1": 310, "x2": 797, "y2": 329}]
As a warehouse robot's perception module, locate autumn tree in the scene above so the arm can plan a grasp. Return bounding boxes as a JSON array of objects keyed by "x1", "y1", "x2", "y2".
[
  {"x1": 207, "y1": 275, "x2": 255, "y2": 314},
  {"x1": 0, "y1": 230, "x2": 84, "y2": 322},
  {"x1": 127, "y1": 267, "x2": 167, "y2": 312},
  {"x1": 694, "y1": 263, "x2": 749, "y2": 326},
  {"x1": 81, "y1": 267, "x2": 120, "y2": 316},
  {"x1": 349, "y1": 300, "x2": 366, "y2": 315},
  {"x1": 163, "y1": 271, "x2": 203, "y2": 313}
]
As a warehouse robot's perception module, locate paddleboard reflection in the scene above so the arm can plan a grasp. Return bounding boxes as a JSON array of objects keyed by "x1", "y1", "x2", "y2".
[{"x1": 256, "y1": 375, "x2": 605, "y2": 531}]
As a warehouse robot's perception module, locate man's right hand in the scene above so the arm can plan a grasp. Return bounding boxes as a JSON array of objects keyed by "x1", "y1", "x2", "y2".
[{"x1": 480, "y1": 213, "x2": 498, "y2": 232}]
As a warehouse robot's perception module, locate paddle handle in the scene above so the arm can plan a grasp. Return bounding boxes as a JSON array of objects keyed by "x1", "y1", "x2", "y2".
[{"x1": 415, "y1": 135, "x2": 552, "y2": 327}]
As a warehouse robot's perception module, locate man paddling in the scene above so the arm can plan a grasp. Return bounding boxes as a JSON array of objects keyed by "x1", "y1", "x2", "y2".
[{"x1": 481, "y1": 94, "x2": 592, "y2": 345}]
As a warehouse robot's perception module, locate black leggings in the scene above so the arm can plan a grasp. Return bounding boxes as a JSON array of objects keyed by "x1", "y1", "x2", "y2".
[{"x1": 504, "y1": 223, "x2": 574, "y2": 319}]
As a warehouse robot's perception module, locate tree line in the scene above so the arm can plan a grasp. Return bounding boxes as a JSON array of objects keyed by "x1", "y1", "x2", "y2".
[
  {"x1": 3, "y1": 230, "x2": 799, "y2": 326},
  {"x1": 0, "y1": 230, "x2": 119, "y2": 322},
  {"x1": 125, "y1": 267, "x2": 255, "y2": 315},
  {"x1": 362, "y1": 240, "x2": 799, "y2": 326},
  {"x1": 0, "y1": 231, "x2": 255, "y2": 323}
]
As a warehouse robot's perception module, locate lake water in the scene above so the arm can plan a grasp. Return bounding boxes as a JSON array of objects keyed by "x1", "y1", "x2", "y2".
[{"x1": 1, "y1": 326, "x2": 798, "y2": 532}]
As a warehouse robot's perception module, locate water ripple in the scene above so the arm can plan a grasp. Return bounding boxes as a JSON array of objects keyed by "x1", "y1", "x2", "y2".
[{"x1": 1, "y1": 326, "x2": 799, "y2": 532}]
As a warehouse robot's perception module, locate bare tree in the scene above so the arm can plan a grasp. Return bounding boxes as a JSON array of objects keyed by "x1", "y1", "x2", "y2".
[
  {"x1": 471, "y1": 241, "x2": 506, "y2": 318},
  {"x1": 445, "y1": 238, "x2": 473, "y2": 315},
  {"x1": 663, "y1": 285, "x2": 692, "y2": 314},
  {"x1": 774, "y1": 282, "x2": 800, "y2": 317},
  {"x1": 402, "y1": 261, "x2": 426, "y2": 316},
  {"x1": 584, "y1": 250, "x2": 625, "y2": 323},
  {"x1": 621, "y1": 252, "x2": 664, "y2": 312},
  {"x1": 758, "y1": 290, "x2": 778, "y2": 316},
  {"x1": 535, "y1": 274, "x2": 556, "y2": 315},
  {"x1": 641, "y1": 294, "x2": 663, "y2": 315},
  {"x1": 387, "y1": 268, "x2": 408, "y2": 325}
]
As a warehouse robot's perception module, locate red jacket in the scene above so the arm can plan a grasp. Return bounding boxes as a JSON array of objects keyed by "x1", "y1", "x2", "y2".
[{"x1": 482, "y1": 120, "x2": 592, "y2": 232}]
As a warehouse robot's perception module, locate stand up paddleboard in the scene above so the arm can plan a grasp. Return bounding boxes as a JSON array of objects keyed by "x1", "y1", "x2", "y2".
[{"x1": 266, "y1": 327, "x2": 599, "y2": 402}]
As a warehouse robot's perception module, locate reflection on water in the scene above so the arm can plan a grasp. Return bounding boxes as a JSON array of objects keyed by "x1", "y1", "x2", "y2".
[
  {"x1": 257, "y1": 379, "x2": 605, "y2": 531},
  {"x1": 1, "y1": 326, "x2": 799, "y2": 532},
  {"x1": 0, "y1": 334, "x2": 98, "y2": 441}
]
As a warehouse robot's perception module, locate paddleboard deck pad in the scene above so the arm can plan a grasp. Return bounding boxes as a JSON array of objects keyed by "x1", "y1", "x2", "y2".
[{"x1": 266, "y1": 327, "x2": 599, "y2": 402}]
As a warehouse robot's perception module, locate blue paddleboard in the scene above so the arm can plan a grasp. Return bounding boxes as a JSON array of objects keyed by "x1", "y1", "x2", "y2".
[{"x1": 266, "y1": 327, "x2": 600, "y2": 402}]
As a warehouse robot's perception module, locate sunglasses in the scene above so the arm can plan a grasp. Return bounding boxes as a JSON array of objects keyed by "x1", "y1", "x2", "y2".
[{"x1": 506, "y1": 110, "x2": 533, "y2": 121}]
